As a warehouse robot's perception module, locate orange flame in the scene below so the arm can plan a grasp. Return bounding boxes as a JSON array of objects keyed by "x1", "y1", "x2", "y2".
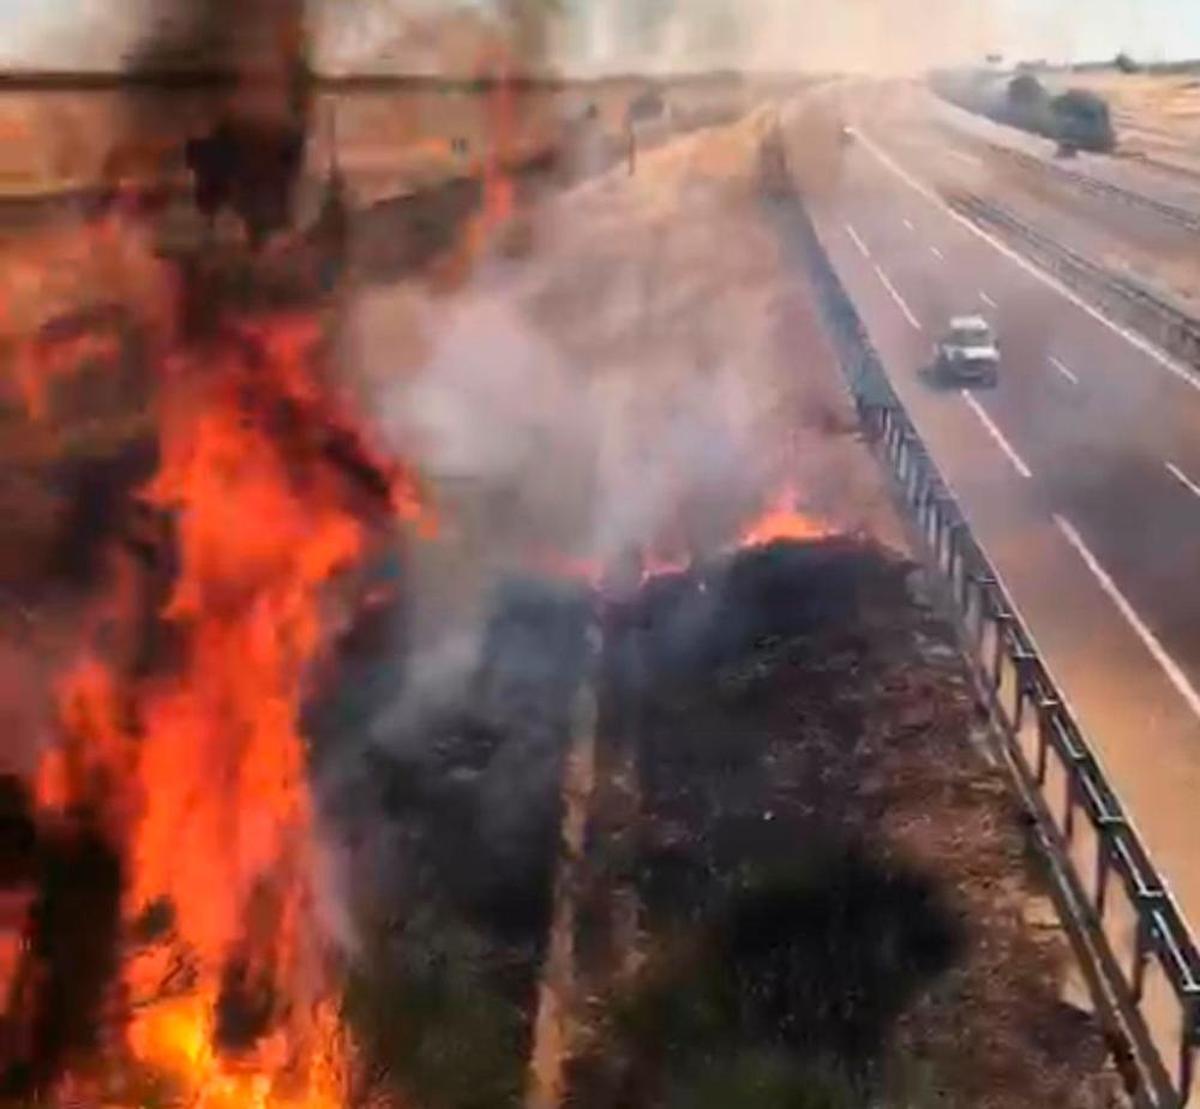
[
  {"x1": 739, "y1": 486, "x2": 830, "y2": 548},
  {"x1": 483, "y1": 71, "x2": 517, "y2": 228},
  {"x1": 27, "y1": 310, "x2": 429, "y2": 1105},
  {"x1": 531, "y1": 487, "x2": 828, "y2": 597}
]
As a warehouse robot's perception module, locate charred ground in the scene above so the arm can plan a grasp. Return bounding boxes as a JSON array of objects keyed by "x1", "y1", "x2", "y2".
[
  {"x1": 564, "y1": 537, "x2": 1127, "y2": 1108},
  {"x1": 323, "y1": 535, "x2": 1130, "y2": 1108}
]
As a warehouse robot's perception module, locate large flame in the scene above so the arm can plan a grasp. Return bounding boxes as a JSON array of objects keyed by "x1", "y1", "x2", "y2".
[{"x1": 24, "y1": 302, "x2": 427, "y2": 1105}]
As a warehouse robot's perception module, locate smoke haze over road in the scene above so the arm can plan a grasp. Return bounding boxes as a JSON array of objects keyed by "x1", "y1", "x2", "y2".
[{"x1": 3, "y1": 0, "x2": 1200, "y2": 74}]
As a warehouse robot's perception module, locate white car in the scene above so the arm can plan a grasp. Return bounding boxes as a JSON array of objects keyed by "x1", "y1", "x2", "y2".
[{"x1": 933, "y1": 315, "x2": 1000, "y2": 387}]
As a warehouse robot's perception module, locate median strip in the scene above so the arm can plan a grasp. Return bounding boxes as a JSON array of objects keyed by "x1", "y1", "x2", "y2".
[
  {"x1": 961, "y1": 390, "x2": 1032, "y2": 478},
  {"x1": 1054, "y1": 513, "x2": 1200, "y2": 721}
]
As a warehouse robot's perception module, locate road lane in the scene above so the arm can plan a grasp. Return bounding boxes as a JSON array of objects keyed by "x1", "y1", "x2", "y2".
[
  {"x1": 961, "y1": 390, "x2": 1034, "y2": 479},
  {"x1": 804, "y1": 118, "x2": 1200, "y2": 938},
  {"x1": 837, "y1": 126, "x2": 1200, "y2": 673},
  {"x1": 1049, "y1": 356, "x2": 1079, "y2": 385},
  {"x1": 856, "y1": 122, "x2": 1200, "y2": 397}
]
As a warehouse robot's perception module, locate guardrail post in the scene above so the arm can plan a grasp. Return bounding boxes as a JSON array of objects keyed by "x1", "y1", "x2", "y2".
[
  {"x1": 1178, "y1": 993, "x2": 1197, "y2": 1104},
  {"x1": 1063, "y1": 768, "x2": 1078, "y2": 846},
  {"x1": 931, "y1": 494, "x2": 954, "y2": 571},
  {"x1": 904, "y1": 438, "x2": 923, "y2": 504},
  {"x1": 894, "y1": 426, "x2": 910, "y2": 485},
  {"x1": 1093, "y1": 817, "x2": 1121, "y2": 919},
  {"x1": 1011, "y1": 648, "x2": 1036, "y2": 732},
  {"x1": 1034, "y1": 697, "x2": 1058, "y2": 787},
  {"x1": 948, "y1": 521, "x2": 969, "y2": 607},
  {"x1": 1132, "y1": 913, "x2": 1151, "y2": 1003},
  {"x1": 1180, "y1": 998, "x2": 1200, "y2": 1109},
  {"x1": 966, "y1": 571, "x2": 996, "y2": 653},
  {"x1": 990, "y1": 608, "x2": 1013, "y2": 694}
]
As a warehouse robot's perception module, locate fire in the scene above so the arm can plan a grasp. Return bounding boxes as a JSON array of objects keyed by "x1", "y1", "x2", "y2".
[
  {"x1": 23, "y1": 307, "x2": 428, "y2": 1105},
  {"x1": 532, "y1": 487, "x2": 827, "y2": 596},
  {"x1": 483, "y1": 69, "x2": 517, "y2": 228},
  {"x1": 462, "y1": 42, "x2": 518, "y2": 255},
  {"x1": 739, "y1": 486, "x2": 830, "y2": 548},
  {"x1": 2, "y1": 214, "x2": 172, "y2": 421}
]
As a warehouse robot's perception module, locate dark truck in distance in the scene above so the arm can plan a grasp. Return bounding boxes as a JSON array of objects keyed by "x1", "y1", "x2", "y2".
[
  {"x1": 1051, "y1": 88, "x2": 1115, "y2": 154},
  {"x1": 931, "y1": 69, "x2": 1116, "y2": 154}
]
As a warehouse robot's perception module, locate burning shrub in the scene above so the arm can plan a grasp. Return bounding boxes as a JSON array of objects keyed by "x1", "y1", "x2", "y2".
[{"x1": 6, "y1": 297, "x2": 429, "y2": 1105}]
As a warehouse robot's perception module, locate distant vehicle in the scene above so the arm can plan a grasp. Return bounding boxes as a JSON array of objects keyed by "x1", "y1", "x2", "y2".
[
  {"x1": 627, "y1": 87, "x2": 667, "y2": 125},
  {"x1": 929, "y1": 70, "x2": 1116, "y2": 154},
  {"x1": 932, "y1": 315, "x2": 1000, "y2": 386},
  {"x1": 1050, "y1": 89, "x2": 1115, "y2": 154},
  {"x1": 758, "y1": 121, "x2": 792, "y2": 196}
]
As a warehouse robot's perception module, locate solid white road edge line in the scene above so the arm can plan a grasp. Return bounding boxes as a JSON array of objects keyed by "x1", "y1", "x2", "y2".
[
  {"x1": 873, "y1": 262, "x2": 923, "y2": 330},
  {"x1": 1054, "y1": 514, "x2": 1200, "y2": 720},
  {"x1": 961, "y1": 390, "x2": 1033, "y2": 479},
  {"x1": 850, "y1": 126, "x2": 1200, "y2": 397}
]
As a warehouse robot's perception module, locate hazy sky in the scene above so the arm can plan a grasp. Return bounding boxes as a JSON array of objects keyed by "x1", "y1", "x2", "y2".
[{"x1": 1, "y1": 0, "x2": 1199, "y2": 72}]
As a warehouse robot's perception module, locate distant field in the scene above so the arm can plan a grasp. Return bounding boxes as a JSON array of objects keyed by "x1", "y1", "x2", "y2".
[
  {"x1": 1066, "y1": 69, "x2": 1200, "y2": 169},
  {"x1": 0, "y1": 75, "x2": 756, "y2": 203}
]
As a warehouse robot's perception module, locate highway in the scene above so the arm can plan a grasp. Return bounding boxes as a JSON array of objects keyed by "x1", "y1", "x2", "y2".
[
  {"x1": 801, "y1": 92, "x2": 1200, "y2": 947},
  {"x1": 925, "y1": 88, "x2": 1200, "y2": 217},
  {"x1": 880, "y1": 85, "x2": 1200, "y2": 318}
]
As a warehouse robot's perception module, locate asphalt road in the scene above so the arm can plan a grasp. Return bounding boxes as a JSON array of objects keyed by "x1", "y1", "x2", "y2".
[
  {"x1": 803, "y1": 95, "x2": 1200, "y2": 951},
  {"x1": 924, "y1": 87, "x2": 1200, "y2": 216},
  {"x1": 888, "y1": 86, "x2": 1200, "y2": 314}
]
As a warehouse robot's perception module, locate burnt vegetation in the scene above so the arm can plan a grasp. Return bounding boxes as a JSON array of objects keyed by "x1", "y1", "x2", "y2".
[
  {"x1": 319, "y1": 537, "x2": 1127, "y2": 1108},
  {"x1": 326, "y1": 577, "x2": 593, "y2": 1107},
  {"x1": 568, "y1": 539, "x2": 1125, "y2": 1108}
]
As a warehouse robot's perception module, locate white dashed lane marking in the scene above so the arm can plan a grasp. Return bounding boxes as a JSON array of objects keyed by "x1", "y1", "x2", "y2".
[
  {"x1": 845, "y1": 222, "x2": 871, "y2": 259},
  {"x1": 873, "y1": 263, "x2": 922, "y2": 330},
  {"x1": 1166, "y1": 461, "x2": 1200, "y2": 501},
  {"x1": 961, "y1": 390, "x2": 1033, "y2": 479},
  {"x1": 1055, "y1": 514, "x2": 1200, "y2": 720},
  {"x1": 1049, "y1": 356, "x2": 1079, "y2": 385},
  {"x1": 851, "y1": 126, "x2": 1200, "y2": 397}
]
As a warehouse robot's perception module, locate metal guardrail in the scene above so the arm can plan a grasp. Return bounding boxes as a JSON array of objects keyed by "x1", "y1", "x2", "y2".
[
  {"x1": 782, "y1": 191, "x2": 1200, "y2": 1108},
  {"x1": 931, "y1": 115, "x2": 1200, "y2": 235},
  {"x1": 949, "y1": 190, "x2": 1200, "y2": 370}
]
